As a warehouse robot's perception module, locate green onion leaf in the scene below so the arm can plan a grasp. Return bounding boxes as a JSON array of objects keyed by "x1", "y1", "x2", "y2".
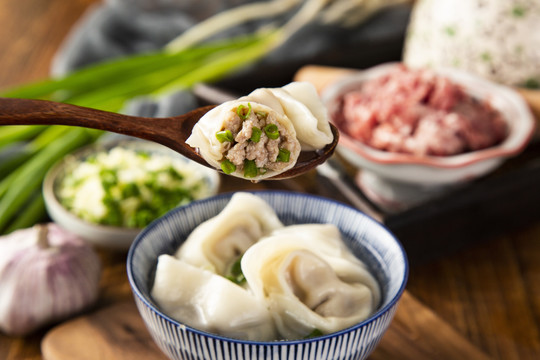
[
  {"x1": 243, "y1": 159, "x2": 258, "y2": 178},
  {"x1": 236, "y1": 103, "x2": 252, "y2": 120},
  {"x1": 264, "y1": 124, "x2": 280, "y2": 139},
  {"x1": 250, "y1": 127, "x2": 262, "y2": 143},
  {"x1": 216, "y1": 129, "x2": 234, "y2": 143},
  {"x1": 277, "y1": 148, "x2": 290, "y2": 162},
  {"x1": 220, "y1": 159, "x2": 236, "y2": 174}
]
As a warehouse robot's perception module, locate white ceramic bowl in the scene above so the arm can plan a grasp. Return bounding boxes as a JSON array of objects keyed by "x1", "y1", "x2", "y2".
[
  {"x1": 43, "y1": 139, "x2": 220, "y2": 251},
  {"x1": 127, "y1": 191, "x2": 408, "y2": 360},
  {"x1": 322, "y1": 62, "x2": 536, "y2": 186}
]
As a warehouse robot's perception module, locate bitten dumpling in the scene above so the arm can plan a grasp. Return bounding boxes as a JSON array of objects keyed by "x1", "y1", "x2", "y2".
[
  {"x1": 241, "y1": 224, "x2": 380, "y2": 340},
  {"x1": 186, "y1": 82, "x2": 333, "y2": 180},
  {"x1": 151, "y1": 254, "x2": 277, "y2": 341},
  {"x1": 175, "y1": 192, "x2": 283, "y2": 276}
]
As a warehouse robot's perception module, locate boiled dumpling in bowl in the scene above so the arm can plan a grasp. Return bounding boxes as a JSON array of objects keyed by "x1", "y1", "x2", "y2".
[
  {"x1": 175, "y1": 192, "x2": 283, "y2": 275},
  {"x1": 241, "y1": 224, "x2": 381, "y2": 340},
  {"x1": 151, "y1": 254, "x2": 277, "y2": 341},
  {"x1": 186, "y1": 82, "x2": 334, "y2": 180}
]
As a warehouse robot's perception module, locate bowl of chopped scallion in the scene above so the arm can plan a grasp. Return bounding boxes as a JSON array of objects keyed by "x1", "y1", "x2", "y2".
[{"x1": 43, "y1": 138, "x2": 220, "y2": 250}]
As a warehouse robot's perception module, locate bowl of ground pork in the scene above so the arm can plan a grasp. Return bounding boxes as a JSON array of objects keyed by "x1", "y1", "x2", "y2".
[{"x1": 322, "y1": 62, "x2": 536, "y2": 187}]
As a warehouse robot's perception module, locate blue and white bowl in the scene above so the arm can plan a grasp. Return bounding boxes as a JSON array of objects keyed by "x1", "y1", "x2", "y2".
[{"x1": 127, "y1": 191, "x2": 408, "y2": 360}]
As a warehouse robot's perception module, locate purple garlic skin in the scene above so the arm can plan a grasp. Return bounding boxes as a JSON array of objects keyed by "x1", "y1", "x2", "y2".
[{"x1": 0, "y1": 223, "x2": 101, "y2": 336}]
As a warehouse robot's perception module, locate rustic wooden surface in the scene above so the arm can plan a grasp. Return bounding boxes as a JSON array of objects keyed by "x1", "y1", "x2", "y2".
[
  {"x1": 0, "y1": 1, "x2": 539, "y2": 360},
  {"x1": 40, "y1": 292, "x2": 491, "y2": 360}
]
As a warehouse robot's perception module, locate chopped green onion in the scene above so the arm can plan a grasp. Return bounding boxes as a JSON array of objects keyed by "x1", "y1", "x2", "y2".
[
  {"x1": 264, "y1": 124, "x2": 280, "y2": 139},
  {"x1": 236, "y1": 103, "x2": 252, "y2": 120},
  {"x1": 243, "y1": 159, "x2": 258, "y2": 178},
  {"x1": 304, "y1": 328, "x2": 324, "y2": 339},
  {"x1": 226, "y1": 256, "x2": 246, "y2": 285},
  {"x1": 256, "y1": 111, "x2": 268, "y2": 120},
  {"x1": 259, "y1": 167, "x2": 268, "y2": 175},
  {"x1": 277, "y1": 148, "x2": 290, "y2": 162},
  {"x1": 250, "y1": 127, "x2": 262, "y2": 143},
  {"x1": 216, "y1": 129, "x2": 234, "y2": 143},
  {"x1": 220, "y1": 159, "x2": 236, "y2": 174}
]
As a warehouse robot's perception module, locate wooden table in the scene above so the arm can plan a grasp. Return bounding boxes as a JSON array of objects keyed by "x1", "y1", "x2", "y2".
[{"x1": 1, "y1": 1, "x2": 539, "y2": 359}]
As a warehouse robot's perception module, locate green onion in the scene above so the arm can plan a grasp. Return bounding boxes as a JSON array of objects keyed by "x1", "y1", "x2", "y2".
[
  {"x1": 277, "y1": 148, "x2": 290, "y2": 162},
  {"x1": 216, "y1": 129, "x2": 234, "y2": 143},
  {"x1": 243, "y1": 159, "x2": 258, "y2": 178},
  {"x1": 250, "y1": 127, "x2": 262, "y2": 143},
  {"x1": 3, "y1": 191, "x2": 46, "y2": 234},
  {"x1": 255, "y1": 111, "x2": 268, "y2": 120},
  {"x1": 264, "y1": 124, "x2": 280, "y2": 139},
  {"x1": 304, "y1": 328, "x2": 324, "y2": 339},
  {"x1": 226, "y1": 256, "x2": 246, "y2": 285},
  {"x1": 220, "y1": 159, "x2": 236, "y2": 174},
  {"x1": 236, "y1": 103, "x2": 252, "y2": 120},
  {"x1": 0, "y1": 127, "x2": 96, "y2": 233}
]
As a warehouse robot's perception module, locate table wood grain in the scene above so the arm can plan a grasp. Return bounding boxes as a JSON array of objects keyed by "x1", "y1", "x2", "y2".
[{"x1": 0, "y1": 1, "x2": 539, "y2": 359}]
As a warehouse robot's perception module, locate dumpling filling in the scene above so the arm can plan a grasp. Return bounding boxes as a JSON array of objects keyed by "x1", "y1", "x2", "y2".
[{"x1": 217, "y1": 103, "x2": 300, "y2": 178}]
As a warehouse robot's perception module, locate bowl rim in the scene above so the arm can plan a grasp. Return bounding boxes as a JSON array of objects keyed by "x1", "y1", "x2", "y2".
[
  {"x1": 322, "y1": 62, "x2": 537, "y2": 169},
  {"x1": 126, "y1": 190, "x2": 409, "y2": 345}
]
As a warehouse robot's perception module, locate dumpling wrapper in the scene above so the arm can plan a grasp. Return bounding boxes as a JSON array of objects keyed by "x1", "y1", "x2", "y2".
[
  {"x1": 241, "y1": 224, "x2": 380, "y2": 340},
  {"x1": 186, "y1": 82, "x2": 333, "y2": 180},
  {"x1": 176, "y1": 192, "x2": 284, "y2": 275},
  {"x1": 151, "y1": 254, "x2": 277, "y2": 341}
]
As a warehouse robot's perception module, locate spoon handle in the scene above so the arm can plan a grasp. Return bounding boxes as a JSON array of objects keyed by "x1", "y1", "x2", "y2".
[
  {"x1": 0, "y1": 97, "x2": 212, "y2": 164},
  {"x1": 0, "y1": 97, "x2": 162, "y2": 134}
]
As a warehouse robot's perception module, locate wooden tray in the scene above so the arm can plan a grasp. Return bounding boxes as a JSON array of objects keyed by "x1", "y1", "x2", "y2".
[
  {"x1": 295, "y1": 66, "x2": 540, "y2": 265},
  {"x1": 41, "y1": 292, "x2": 491, "y2": 360}
]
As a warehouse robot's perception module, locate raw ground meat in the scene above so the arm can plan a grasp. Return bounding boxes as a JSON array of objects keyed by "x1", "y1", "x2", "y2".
[{"x1": 338, "y1": 65, "x2": 508, "y2": 156}]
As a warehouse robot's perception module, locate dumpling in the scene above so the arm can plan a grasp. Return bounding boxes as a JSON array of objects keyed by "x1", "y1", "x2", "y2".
[
  {"x1": 186, "y1": 82, "x2": 333, "y2": 180},
  {"x1": 151, "y1": 254, "x2": 277, "y2": 341},
  {"x1": 241, "y1": 224, "x2": 380, "y2": 340},
  {"x1": 175, "y1": 192, "x2": 283, "y2": 276}
]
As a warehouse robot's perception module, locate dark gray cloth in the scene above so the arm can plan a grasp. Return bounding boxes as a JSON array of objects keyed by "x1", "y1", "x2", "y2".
[{"x1": 51, "y1": 0, "x2": 411, "y2": 117}]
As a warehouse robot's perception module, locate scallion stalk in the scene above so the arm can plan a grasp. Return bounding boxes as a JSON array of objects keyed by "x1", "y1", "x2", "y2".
[{"x1": 0, "y1": 128, "x2": 96, "y2": 233}]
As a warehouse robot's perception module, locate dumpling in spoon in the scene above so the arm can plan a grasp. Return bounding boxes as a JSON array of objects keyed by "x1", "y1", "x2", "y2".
[{"x1": 186, "y1": 82, "x2": 334, "y2": 180}]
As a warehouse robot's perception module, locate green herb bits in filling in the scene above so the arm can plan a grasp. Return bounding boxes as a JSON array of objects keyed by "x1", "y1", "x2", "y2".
[
  {"x1": 250, "y1": 127, "x2": 262, "y2": 143},
  {"x1": 277, "y1": 148, "x2": 291, "y2": 162},
  {"x1": 243, "y1": 159, "x2": 258, "y2": 178},
  {"x1": 264, "y1": 124, "x2": 280, "y2": 139},
  {"x1": 220, "y1": 159, "x2": 236, "y2": 174},
  {"x1": 236, "y1": 103, "x2": 252, "y2": 120},
  {"x1": 216, "y1": 129, "x2": 233, "y2": 143}
]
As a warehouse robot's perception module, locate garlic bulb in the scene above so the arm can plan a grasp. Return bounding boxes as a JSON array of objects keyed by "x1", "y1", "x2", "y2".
[{"x1": 0, "y1": 223, "x2": 101, "y2": 336}]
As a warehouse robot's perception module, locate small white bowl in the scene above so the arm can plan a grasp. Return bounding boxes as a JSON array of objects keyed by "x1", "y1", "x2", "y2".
[
  {"x1": 322, "y1": 63, "x2": 536, "y2": 187},
  {"x1": 127, "y1": 191, "x2": 408, "y2": 360},
  {"x1": 43, "y1": 139, "x2": 220, "y2": 251}
]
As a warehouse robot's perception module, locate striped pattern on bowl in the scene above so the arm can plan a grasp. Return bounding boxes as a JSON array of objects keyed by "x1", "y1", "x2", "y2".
[{"x1": 127, "y1": 191, "x2": 408, "y2": 360}]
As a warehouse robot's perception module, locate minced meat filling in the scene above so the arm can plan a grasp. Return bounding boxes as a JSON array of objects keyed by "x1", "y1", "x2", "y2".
[{"x1": 217, "y1": 105, "x2": 297, "y2": 177}]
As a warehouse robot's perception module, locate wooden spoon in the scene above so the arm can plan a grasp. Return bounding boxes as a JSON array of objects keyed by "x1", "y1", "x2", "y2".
[{"x1": 0, "y1": 97, "x2": 339, "y2": 180}]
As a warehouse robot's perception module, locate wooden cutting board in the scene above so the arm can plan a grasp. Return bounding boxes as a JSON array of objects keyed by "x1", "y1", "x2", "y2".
[{"x1": 41, "y1": 291, "x2": 491, "y2": 360}]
